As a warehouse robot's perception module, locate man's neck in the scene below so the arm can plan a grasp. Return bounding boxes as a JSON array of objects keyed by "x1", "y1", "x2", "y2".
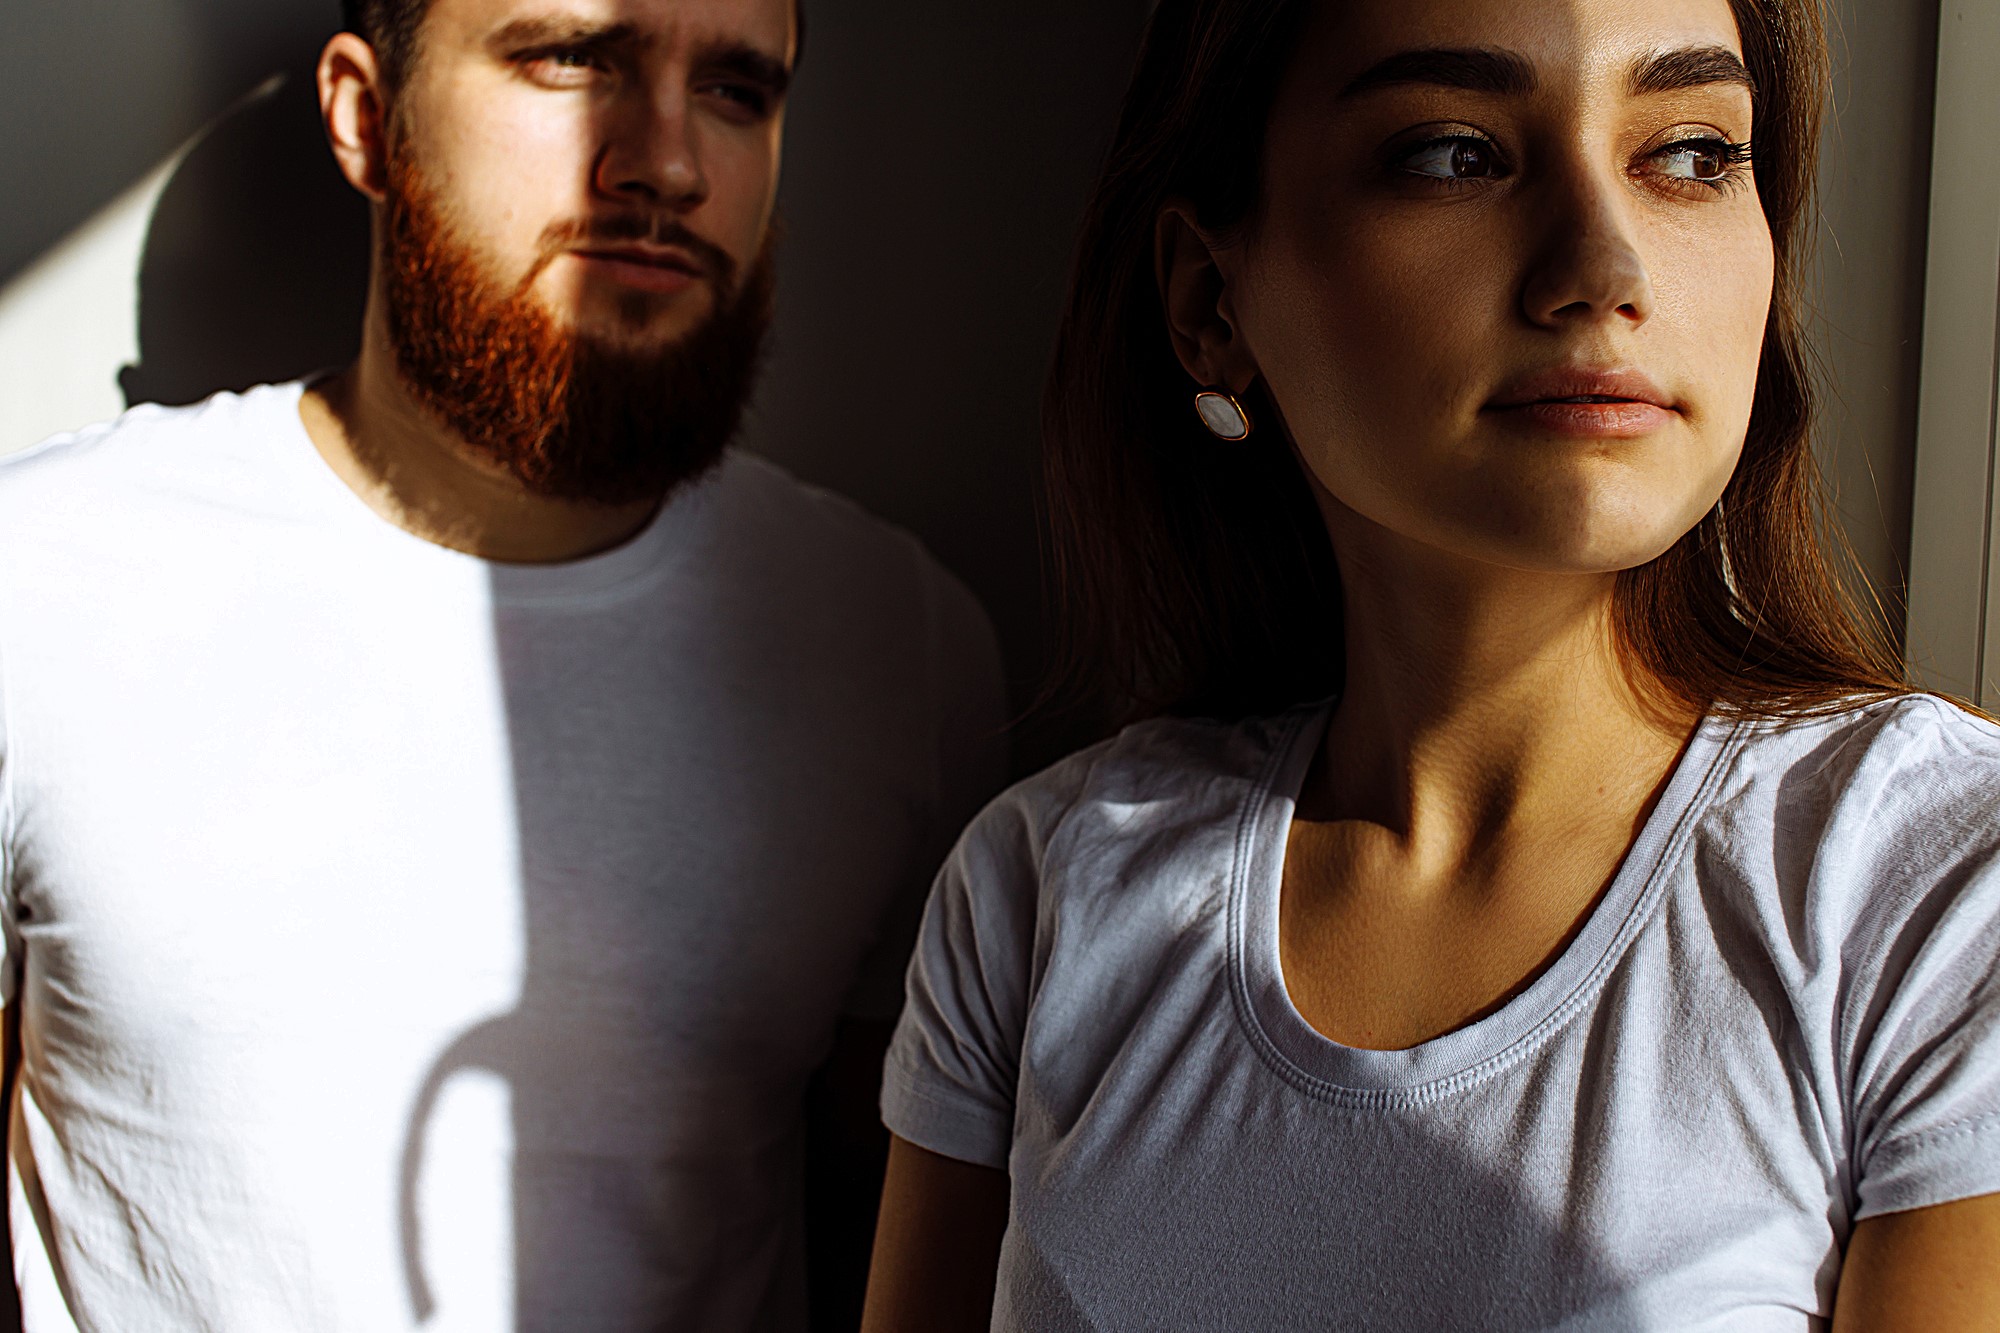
[{"x1": 298, "y1": 338, "x2": 662, "y2": 566}]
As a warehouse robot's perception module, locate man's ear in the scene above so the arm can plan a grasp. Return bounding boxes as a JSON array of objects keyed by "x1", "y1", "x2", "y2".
[
  {"x1": 319, "y1": 32, "x2": 393, "y2": 203},
  {"x1": 1155, "y1": 202, "x2": 1257, "y2": 395}
]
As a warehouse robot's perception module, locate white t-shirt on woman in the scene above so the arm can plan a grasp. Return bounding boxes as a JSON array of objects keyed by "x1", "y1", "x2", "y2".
[{"x1": 884, "y1": 694, "x2": 2000, "y2": 1331}]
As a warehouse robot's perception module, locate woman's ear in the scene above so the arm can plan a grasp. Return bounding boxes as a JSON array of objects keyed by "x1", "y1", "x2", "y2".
[
  {"x1": 319, "y1": 32, "x2": 393, "y2": 204},
  {"x1": 1155, "y1": 203, "x2": 1257, "y2": 394}
]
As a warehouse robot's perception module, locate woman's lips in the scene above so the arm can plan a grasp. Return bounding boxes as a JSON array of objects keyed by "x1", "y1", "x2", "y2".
[
  {"x1": 1489, "y1": 399, "x2": 1677, "y2": 438},
  {"x1": 1485, "y1": 368, "x2": 1678, "y2": 438}
]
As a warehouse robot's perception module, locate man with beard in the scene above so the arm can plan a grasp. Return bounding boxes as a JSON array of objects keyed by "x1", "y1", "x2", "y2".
[{"x1": 0, "y1": 0, "x2": 1005, "y2": 1329}]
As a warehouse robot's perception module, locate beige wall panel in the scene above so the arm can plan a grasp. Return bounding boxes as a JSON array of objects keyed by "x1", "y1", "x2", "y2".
[
  {"x1": 1813, "y1": 0, "x2": 1943, "y2": 645},
  {"x1": 1906, "y1": 0, "x2": 2000, "y2": 702}
]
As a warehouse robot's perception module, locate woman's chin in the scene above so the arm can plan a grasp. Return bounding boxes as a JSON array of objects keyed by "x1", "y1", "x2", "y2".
[{"x1": 1459, "y1": 476, "x2": 1720, "y2": 575}]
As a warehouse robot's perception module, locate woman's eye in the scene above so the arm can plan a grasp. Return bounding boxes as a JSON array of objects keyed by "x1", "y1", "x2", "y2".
[
  {"x1": 1647, "y1": 137, "x2": 1752, "y2": 190},
  {"x1": 1399, "y1": 137, "x2": 1504, "y2": 183}
]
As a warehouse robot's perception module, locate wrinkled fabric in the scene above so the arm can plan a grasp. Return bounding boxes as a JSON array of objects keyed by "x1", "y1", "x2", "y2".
[
  {"x1": 887, "y1": 696, "x2": 2000, "y2": 1331},
  {"x1": 0, "y1": 383, "x2": 1006, "y2": 1333}
]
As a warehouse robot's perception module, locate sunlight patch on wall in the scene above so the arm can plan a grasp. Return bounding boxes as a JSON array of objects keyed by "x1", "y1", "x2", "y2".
[
  {"x1": 0, "y1": 75, "x2": 288, "y2": 458},
  {"x1": 0, "y1": 153, "x2": 182, "y2": 455}
]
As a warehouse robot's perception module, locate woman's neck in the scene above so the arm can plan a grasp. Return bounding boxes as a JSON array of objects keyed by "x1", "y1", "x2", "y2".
[
  {"x1": 1304, "y1": 522, "x2": 1695, "y2": 865},
  {"x1": 1280, "y1": 521, "x2": 1698, "y2": 1050}
]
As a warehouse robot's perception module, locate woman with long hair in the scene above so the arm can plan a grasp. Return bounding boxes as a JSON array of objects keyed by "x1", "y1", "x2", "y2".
[{"x1": 863, "y1": 0, "x2": 2000, "y2": 1326}]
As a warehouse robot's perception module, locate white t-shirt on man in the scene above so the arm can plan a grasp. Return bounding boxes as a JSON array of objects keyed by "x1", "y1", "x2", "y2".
[
  {"x1": 886, "y1": 694, "x2": 2000, "y2": 1330},
  {"x1": 0, "y1": 381, "x2": 1007, "y2": 1332}
]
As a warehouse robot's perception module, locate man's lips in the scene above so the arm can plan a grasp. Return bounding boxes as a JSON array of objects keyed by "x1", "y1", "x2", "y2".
[
  {"x1": 1485, "y1": 368, "x2": 1678, "y2": 438},
  {"x1": 569, "y1": 246, "x2": 707, "y2": 294}
]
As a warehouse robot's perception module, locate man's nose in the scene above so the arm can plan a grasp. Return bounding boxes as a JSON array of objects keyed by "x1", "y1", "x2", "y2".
[
  {"x1": 1519, "y1": 161, "x2": 1656, "y2": 331},
  {"x1": 593, "y1": 87, "x2": 709, "y2": 210}
]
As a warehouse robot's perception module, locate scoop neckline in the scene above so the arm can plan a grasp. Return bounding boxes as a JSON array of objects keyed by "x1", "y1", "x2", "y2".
[
  {"x1": 262, "y1": 378, "x2": 723, "y2": 605},
  {"x1": 1227, "y1": 701, "x2": 1745, "y2": 1106}
]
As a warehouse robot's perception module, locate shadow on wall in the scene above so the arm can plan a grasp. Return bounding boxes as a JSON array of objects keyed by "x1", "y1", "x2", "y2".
[
  {"x1": 118, "y1": 62, "x2": 370, "y2": 410},
  {"x1": 111, "y1": 3, "x2": 1149, "y2": 773},
  {"x1": 5, "y1": 6, "x2": 1146, "y2": 1329}
]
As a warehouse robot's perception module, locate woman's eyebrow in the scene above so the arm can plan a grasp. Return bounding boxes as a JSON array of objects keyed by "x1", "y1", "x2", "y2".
[
  {"x1": 1337, "y1": 48, "x2": 1536, "y2": 100},
  {"x1": 1627, "y1": 45, "x2": 1757, "y2": 98},
  {"x1": 1335, "y1": 44, "x2": 1756, "y2": 103}
]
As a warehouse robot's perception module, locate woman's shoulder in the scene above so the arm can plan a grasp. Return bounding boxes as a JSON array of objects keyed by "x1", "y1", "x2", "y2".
[
  {"x1": 1706, "y1": 693, "x2": 2000, "y2": 937},
  {"x1": 1708, "y1": 696, "x2": 2000, "y2": 1209},
  {"x1": 1723, "y1": 692, "x2": 2000, "y2": 824},
  {"x1": 952, "y1": 704, "x2": 1321, "y2": 885}
]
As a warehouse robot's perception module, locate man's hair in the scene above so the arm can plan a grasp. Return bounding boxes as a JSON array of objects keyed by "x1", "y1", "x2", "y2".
[
  {"x1": 339, "y1": 0, "x2": 805, "y2": 87},
  {"x1": 340, "y1": 0, "x2": 426, "y2": 85}
]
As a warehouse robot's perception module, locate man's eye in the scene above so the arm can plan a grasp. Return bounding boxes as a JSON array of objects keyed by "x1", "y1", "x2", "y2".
[
  {"x1": 1399, "y1": 137, "x2": 1505, "y2": 183},
  {"x1": 700, "y1": 83, "x2": 771, "y2": 117},
  {"x1": 521, "y1": 47, "x2": 603, "y2": 80}
]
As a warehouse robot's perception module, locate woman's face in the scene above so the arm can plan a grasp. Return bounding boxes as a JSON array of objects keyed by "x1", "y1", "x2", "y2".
[{"x1": 1184, "y1": 0, "x2": 1773, "y2": 577}]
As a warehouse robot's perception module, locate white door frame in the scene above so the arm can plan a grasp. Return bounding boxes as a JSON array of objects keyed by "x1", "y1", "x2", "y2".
[{"x1": 1907, "y1": 0, "x2": 2000, "y2": 705}]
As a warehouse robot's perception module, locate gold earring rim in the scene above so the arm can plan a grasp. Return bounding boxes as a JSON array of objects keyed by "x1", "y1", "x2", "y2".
[{"x1": 1195, "y1": 389, "x2": 1254, "y2": 442}]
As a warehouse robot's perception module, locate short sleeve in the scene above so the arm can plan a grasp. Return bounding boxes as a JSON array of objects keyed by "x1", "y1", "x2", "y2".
[
  {"x1": 0, "y1": 630, "x2": 17, "y2": 1009},
  {"x1": 1847, "y1": 731, "x2": 2000, "y2": 1218},
  {"x1": 879, "y1": 781, "x2": 1051, "y2": 1171},
  {"x1": 839, "y1": 554, "x2": 1009, "y2": 1022}
]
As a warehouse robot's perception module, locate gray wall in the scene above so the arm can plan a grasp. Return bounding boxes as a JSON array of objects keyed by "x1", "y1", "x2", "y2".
[
  {"x1": 0, "y1": 1, "x2": 1150, "y2": 770},
  {"x1": 0, "y1": 0, "x2": 1945, "y2": 763},
  {"x1": 744, "y1": 3, "x2": 1150, "y2": 766},
  {"x1": 1814, "y1": 0, "x2": 1941, "y2": 640}
]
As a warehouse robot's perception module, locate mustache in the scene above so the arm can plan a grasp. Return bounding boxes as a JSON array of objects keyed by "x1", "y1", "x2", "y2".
[{"x1": 526, "y1": 215, "x2": 741, "y2": 295}]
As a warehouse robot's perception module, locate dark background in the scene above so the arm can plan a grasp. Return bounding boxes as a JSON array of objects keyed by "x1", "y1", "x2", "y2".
[
  {"x1": 0, "y1": 0, "x2": 1945, "y2": 768},
  {"x1": 0, "y1": 0, "x2": 1155, "y2": 771},
  {"x1": 0, "y1": 1, "x2": 1954, "y2": 1328}
]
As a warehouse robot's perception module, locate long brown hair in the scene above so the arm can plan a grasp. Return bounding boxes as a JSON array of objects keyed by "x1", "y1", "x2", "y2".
[{"x1": 1043, "y1": 0, "x2": 1911, "y2": 723}]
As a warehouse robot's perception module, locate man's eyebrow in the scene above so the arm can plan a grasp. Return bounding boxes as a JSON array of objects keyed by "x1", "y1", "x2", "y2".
[
  {"x1": 697, "y1": 41, "x2": 793, "y2": 97},
  {"x1": 1628, "y1": 45, "x2": 1757, "y2": 99},
  {"x1": 1337, "y1": 48, "x2": 1537, "y2": 100},
  {"x1": 489, "y1": 16, "x2": 640, "y2": 52},
  {"x1": 487, "y1": 19, "x2": 791, "y2": 94}
]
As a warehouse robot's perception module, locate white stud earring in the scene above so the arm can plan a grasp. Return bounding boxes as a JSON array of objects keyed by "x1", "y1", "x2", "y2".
[{"x1": 1194, "y1": 389, "x2": 1253, "y2": 442}]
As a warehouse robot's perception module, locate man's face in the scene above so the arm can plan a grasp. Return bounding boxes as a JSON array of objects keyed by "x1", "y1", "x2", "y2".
[{"x1": 388, "y1": 0, "x2": 795, "y2": 353}]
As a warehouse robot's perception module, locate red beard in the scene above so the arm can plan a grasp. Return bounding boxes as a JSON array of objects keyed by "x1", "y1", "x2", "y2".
[{"x1": 378, "y1": 148, "x2": 774, "y2": 507}]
